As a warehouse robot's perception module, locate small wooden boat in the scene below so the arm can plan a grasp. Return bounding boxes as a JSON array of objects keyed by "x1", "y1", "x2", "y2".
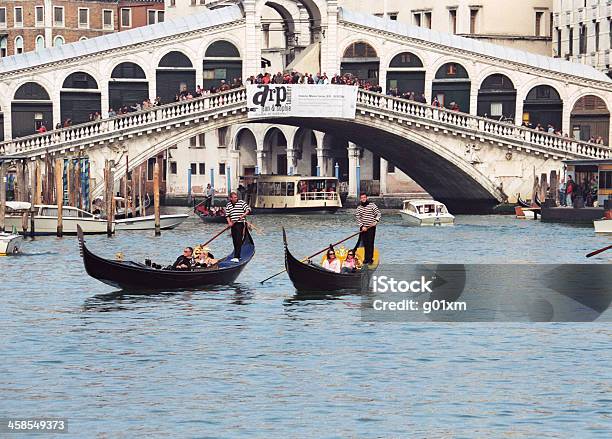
[
  {"x1": 195, "y1": 201, "x2": 227, "y2": 224},
  {"x1": 77, "y1": 225, "x2": 254, "y2": 291},
  {"x1": 283, "y1": 228, "x2": 378, "y2": 292},
  {"x1": 115, "y1": 214, "x2": 189, "y2": 231},
  {"x1": 0, "y1": 231, "x2": 23, "y2": 255},
  {"x1": 399, "y1": 199, "x2": 454, "y2": 226},
  {"x1": 517, "y1": 194, "x2": 532, "y2": 208}
]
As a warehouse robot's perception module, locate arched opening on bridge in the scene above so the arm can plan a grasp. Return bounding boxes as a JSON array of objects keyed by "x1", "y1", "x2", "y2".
[
  {"x1": 262, "y1": 2, "x2": 297, "y2": 68},
  {"x1": 156, "y1": 51, "x2": 196, "y2": 105},
  {"x1": 341, "y1": 42, "x2": 379, "y2": 86},
  {"x1": 11, "y1": 82, "x2": 53, "y2": 138},
  {"x1": 522, "y1": 85, "x2": 563, "y2": 131},
  {"x1": 432, "y1": 62, "x2": 471, "y2": 112},
  {"x1": 235, "y1": 127, "x2": 258, "y2": 182},
  {"x1": 203, "y1": 41, "x2": 242, "y2": 91},
  {"x1": 259, "y1": 0, "x2": 322, "y2": 45},
  {"x1": 324, "y1": 134, "x2": 349, "y2": 182},
  {"x1": 264, "y1": 127, "x2": 288, "y2": 175},
  {"x1": 109, "y1": 62, "x2": 149, "y2": 112},
  {"x1": 386, "y1": 52, "x2": 425, "y2": 96},
  {"x1": 477, "y1": 74, "x2": 516, "y2": 121},
  {"x1": 60, "y1": 72, "x2": 101, "y2": 125},
  {"x1": 293, "y1": 128, "x2": 317, "y2": 176},
  {"x1": 570, "y1": 95, "x2": 610, "y2": 143}
]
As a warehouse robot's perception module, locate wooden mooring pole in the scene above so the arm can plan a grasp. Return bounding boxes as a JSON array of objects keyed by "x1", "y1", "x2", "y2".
[
  {"x1": 153, "y1": 162, "x2": 161, "y2": 236},
  {"x1": 139, "y1": 168, "x2": 145, "y2": 217},
  {"x1": 105, "y1": 160, "x2": 114, "y2": 237},
  {"x1": 0, "y1": 162, "x2": 6, "y2": 233},
  {"x1": 55, "y1": 158, "x2": 64, "y2": 237}
]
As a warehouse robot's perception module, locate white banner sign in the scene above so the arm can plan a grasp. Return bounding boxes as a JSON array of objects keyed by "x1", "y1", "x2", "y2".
[{"x1": 247, "y1": 84, "x2": 358, "y2": 119}]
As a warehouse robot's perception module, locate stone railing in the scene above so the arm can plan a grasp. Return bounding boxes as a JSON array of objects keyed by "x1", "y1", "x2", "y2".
[
  {"x1": 357, "y1": 89, "x2": 611, "y2": 160},
  {"x1": 0, "y1": 88, "x2": 248, "y2": 157},
  {"x1": 2, "y1": 86, "x2": 609, "y2": 161}
]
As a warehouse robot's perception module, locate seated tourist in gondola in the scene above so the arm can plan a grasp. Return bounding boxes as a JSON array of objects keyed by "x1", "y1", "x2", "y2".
[
  {"x1": 322, "y1": 250, "x2": 341, "y2": 273},
  {"x1": 341, "y1": 250, "x2": 362, "y2": 273},
  {"x1": 173, "y1": 247, "x2": 195, "y2": 270},
  {"x1": 195, "y1": 247, "x2": 219, "y2": 269}
]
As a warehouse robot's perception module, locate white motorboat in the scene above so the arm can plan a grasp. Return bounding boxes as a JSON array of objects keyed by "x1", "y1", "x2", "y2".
[
  {"x1": 399, "y1": 199, "x2": 455, "y2": 226},
  {"x1": 115, "y1": 214, "x2": 189, "y2": 231},
  {"x1": 594, "y1": 218, "x2": 611, "y2": 234},
  {"x1": 4, "y1": 202, "x2": 114, "y2": 235},
  {"x1": 0, "y1": 231, "x2": 23, "y2": 255}
]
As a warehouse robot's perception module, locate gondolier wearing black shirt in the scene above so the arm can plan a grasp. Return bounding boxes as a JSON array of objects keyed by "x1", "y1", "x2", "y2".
[
  {"x1": 226, "y1": 191, "x2": 251, "y2": 262},
  {"x1": 355, "y1": 192, "x2": 381, "y2": 265}
]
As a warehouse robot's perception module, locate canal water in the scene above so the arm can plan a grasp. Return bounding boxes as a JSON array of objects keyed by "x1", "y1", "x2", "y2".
[{"x1": 1, "y1": 210, "x2": 610, "y2": 437}]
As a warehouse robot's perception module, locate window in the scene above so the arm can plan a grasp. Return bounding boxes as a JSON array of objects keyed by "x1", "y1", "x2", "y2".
[
  {"x1": 170, "y1": 0, "x2": 176, "y2": 6},
  {"x1": 35, "y1": 6, "x2": 44, "y2": 27},
  {"x1": 217, "y1": 127, "x2": 229, "y2": 146},
  {"x1": 0, "y1": 36, "x2": 7, "y2": 57},
  {"x1": 568, "y1": 27, "x2": 573, "y2": 56},
  {"x1": 79, "y1": 8, "x2": 89, "y2": 29},
  {"x1": 121, "y1": 8, "x2": 131, "y2": 28},
  {"x1": 14, "y1": 36, "x2": 23, "y2": 54},
  {"x1": 470, "y1": 9, "x2": 479, "y2": 34},
  {"x1": 449, "y1": 9, "x2": 457, "y2": 34},
  {"x1": 79, "y1": 37, "x2": 88, "y2": 41},
  {"x1": 198, "y1": 133, "x2": 205, "y2": 148},
  {"x1": 556, "y1": 28, "x2": 562, "y2": 56},
  {"x1": 599, "y1": 171, "x2": 612, "y2": 190},
  {"x1": 0, "y1": 8, "x2": 6, "y2": 27},
  {"x1": 103, "y1": 10, "x2": 113, "y2": 29},
  {"x1": 388, "y1": 13, "x2": 398, "y2": 21},
  {"x1": 170, "y1": 162, "x2": 177, "y2": 174},
  {"x1": 199, "y1": 163, "x2": 206, "y2": 175},
  {"x1": 54, "y1": 6, "x2": 64, "y2": 27},
  {"x1": 148, "y1": 10, "x2": 156, "y2": 25},
  {"x1": 190, "y1": 136, "x2": 197, "y2": 147},
  {"x1": 14, "y1": 7, "x2": 23, "y2": 27},
  {"x1": 373, "y1": 13, "x2": 383, "y2": 18},
  {"x1": 53, "y1": 35, "x2": 64, "y2": 47},
  {"x1": 424, "y1": 12, "x2": 432, "y2": 29},
  {"x1": 158, "y1": 11, "x2": 164, "y2": 22},
  {"x1": 190, "y1": 163, "x2": 197, "y2": 175},
  {"x1": 388, "y1": 163, "x2": 395, "y2": 173},
  {"x1": 535, "y1": 11, "x2": 544, "y2": 36},
  {"x1": 595, "y1": 22, "x2": 600, "y2": 51},
  {"x1": 413, "y1": 13, "x2": 421, "y2": 27},
  {"x1": 35, "y1": 36, "x2": 44, "y2": 51},
  {"x1": 219, "y1": 163, "x2": 226, "y2": 175},
  {"x1": 147, "y1": 158, "x2": 156, "y2": 181},
  {"x1": 579, "y1": 23, "x2": 587, "y2": 54}
]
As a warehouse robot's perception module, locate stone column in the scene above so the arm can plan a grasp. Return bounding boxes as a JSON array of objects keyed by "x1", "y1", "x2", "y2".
[
  {"x1": 256, "y1": 149, "x2": 268, "y2": 175},
  {"x1": 348, "y1": 142, "x2": 359, "y2": 197},
  {"x1": 229, "y1": 150, "x2": 240, "y2": 191},
  {"x1": 321, "y1": 1, "x2": 339, "y2": 75},
  {"x1": 243, "y1": 1, "x2": 261, "y2": 77},
  {"x1": 469, "y1": 83, "x2": 479, "y2": 116},
  {"x1": 379, "y1": 157, "x2": 388, "y2": 195},
  {"x1": 514, "y1": 94, "x2": 524, "y2": 126}
]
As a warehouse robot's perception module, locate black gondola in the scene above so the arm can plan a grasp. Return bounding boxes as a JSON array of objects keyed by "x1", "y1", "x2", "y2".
[
  {"x1": 77, "y1": 225, "x2": 254, "y2": 291},
  {"x1": 517, "y1": 194, "x2": 532, "y2": 208},
  {"x1": 194, "y1": 199, "x2": 227, "y2": 223},
  {"x1": 534, "y1": 193, "x2": 543, "y2": 207},
  {"x1": 283, "y1": 228, "x2": 378, "y2": 292}
]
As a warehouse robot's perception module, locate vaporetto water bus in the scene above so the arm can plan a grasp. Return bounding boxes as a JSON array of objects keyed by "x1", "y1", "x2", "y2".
[{"x1": 253, "y1": 175, "x2": 342, "y2": 214}]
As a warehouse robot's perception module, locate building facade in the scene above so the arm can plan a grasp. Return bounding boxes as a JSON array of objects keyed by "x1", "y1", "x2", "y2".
[
  {"x1": 553, "y1": 0, "x2": 611, "y2": 77},
  {"x1": 0, "y1": 0, "x2": 164, "y2": 57}
]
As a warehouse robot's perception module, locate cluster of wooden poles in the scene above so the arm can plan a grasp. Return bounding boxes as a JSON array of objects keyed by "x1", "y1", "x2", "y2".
[{"x1": 0, "y1": 153, "x2": 163, "y2": 238}]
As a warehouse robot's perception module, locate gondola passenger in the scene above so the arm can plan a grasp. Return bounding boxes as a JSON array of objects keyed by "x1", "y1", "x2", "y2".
[
  {"x1": 323, "y1": 250, "x2": 341, "y2": 273},
  {"x1": 173, "y1": 247, "x2": 195, "y2": 270},
  {"x1": 195, "y1": 247, "x2": 219, "y2": 268},
  {"x1": 341, "y1": 250, "x2": 362, "y2": 273}
]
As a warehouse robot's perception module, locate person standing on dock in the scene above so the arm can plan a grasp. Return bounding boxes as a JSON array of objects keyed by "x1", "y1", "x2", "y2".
[
  {"x1": 226, "y1": 192, "x2": 251, "y2": 262},
  {"x1": 355, "y1": 192, "x2": 381, "y2": 265}
]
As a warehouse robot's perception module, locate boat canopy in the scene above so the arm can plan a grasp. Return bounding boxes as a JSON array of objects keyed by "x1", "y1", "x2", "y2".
[{"x1": 6, "y1": 201, "x2": 32, "y2": 210}]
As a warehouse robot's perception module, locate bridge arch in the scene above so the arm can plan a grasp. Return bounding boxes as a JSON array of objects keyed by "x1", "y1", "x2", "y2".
[
  {"x1": 386, "y1": 51, "x2": 426, "y2": 96},
  {"x1": 263, "y1": 126, "x2": 288, "y2": 175},
  {"x1": 12, "y1": 82, "x2": 53, "y2": 137},
  {"x1": 234, "y1": 127, "x2": 258, "y2": 180},
  {"x1": 340, "y1": 40, "x2": 380, "y2": 86},
  {"x1": 569, "y1": 95, "x2": 610, "y2": 144},
  {"x1": 256, "y1": 0, "x2": 324, "y2": 42},
  {"x1": 477, "y1": 73, "x2": 517, "y2": 121},
  {"x1": 432, "y1": 61, "x2": 471, "y2": 112},
  {"x1": 60, "y1": 72, "x2": 101, "y2": 125},
  {"x1": 521, "y1": 85, "x2": 563, "y2": 132},
  {"x1": 292, "y1": 127, "x2": 317, "y2": 176},
  {"x1": 202, "y1": 40, "x2": 243, "y2": 90},
  {"x1": 156, "y1": 50, "x2": 196, "y2": 104},
  {"x1": 109, "y1": 61, "x2": 149, "y2": 111}
]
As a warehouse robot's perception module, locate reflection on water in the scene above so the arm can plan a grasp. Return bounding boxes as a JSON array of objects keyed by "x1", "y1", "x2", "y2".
[{"x1": 0, "y1": 211, "x2": 610, "y2": 437}]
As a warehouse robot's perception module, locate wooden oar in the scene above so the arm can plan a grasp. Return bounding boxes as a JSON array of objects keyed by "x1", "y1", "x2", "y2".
[
  {"x1": 586, "y1": 244, "x2": 612, "y2": 258},
  {"x1": 259, "y1": 228, "x2": 366, "y2": 284},
  {"x1": 201, "y1": 212, "x2": 248, "y2": 247}
]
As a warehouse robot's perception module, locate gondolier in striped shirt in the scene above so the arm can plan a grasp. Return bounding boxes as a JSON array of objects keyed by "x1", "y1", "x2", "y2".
[
  {"x1": 226, "y1": 191, "x2": 251, "y2": 262},
  {"x1": 355, "y1": 192, "x2": 381, "y2": 265}
]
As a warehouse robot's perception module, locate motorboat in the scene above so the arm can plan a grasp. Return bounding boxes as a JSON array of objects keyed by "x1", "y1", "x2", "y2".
[
  {"x1": 399, "y1": 199, "x2": 455, "y2": 226},
  {"x1": 0, "y1": 230, "x2": 23, "y2": 255},
  {"x1": 4, "y1": 202, "x2": 113, "y2": 235},
  {"x1": 594, "y1": 218, "x2": 611, "y2": 234},
  {"x1": 115, "y1": 214, "x2": 189, "y2": 231}
]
